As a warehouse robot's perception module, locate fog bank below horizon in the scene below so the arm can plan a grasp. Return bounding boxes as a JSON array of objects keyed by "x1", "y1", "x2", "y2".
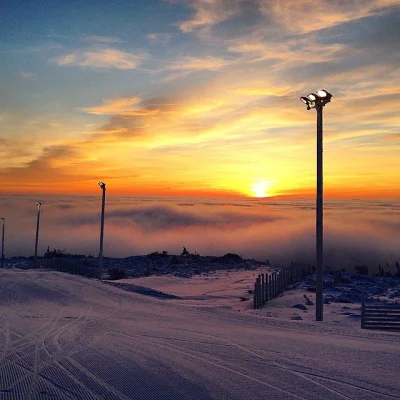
[{"x1": 1, "y1": 195, "x2": 399, "y2": 271}]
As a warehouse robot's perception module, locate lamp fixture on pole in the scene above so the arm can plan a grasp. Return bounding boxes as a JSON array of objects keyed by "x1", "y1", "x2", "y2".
[{"x1": 300, "y1": 89, "x2": 332, "y2": 322}]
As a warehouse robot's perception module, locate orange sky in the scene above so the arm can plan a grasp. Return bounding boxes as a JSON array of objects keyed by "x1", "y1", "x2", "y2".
[{"x1": 1, "y1": 0, "x2": 399, "y2": 198}]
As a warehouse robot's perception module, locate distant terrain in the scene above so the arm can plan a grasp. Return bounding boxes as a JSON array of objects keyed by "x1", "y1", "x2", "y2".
[{"x1": 4, "y1": 249, "x2": 272, "y2": 278}]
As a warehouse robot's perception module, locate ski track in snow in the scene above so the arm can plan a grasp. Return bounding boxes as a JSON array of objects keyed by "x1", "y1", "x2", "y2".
[{"x1": 0, "y1": 269, "x2": 399, "y2": 399}]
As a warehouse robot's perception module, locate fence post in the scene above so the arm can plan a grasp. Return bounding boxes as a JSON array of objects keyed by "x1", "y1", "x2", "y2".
[
  {"x1": 271, "y1": 273, "x2": 274, "y2": 299},
  {"x1": 263, "y1": 274, "x2": 266, "y2": 305},
  {"x1": 264, "y1": 274, "x2": 267, "y2": 302},
  {"x1": 264, "y1": 273, "x2": 268, "y2": 304},
  {"x1": 270, "y1": 273, "x2": 273, "y2": 299},
  {"x1": 254, "y1": 280, "x2": 258, "y2": 309},
  {"x1": 277, "y1": 271, "x2": 280, "y2": 294},
  {"x1": 277, "y1": 272, "x2": 280, "y2": 295}
]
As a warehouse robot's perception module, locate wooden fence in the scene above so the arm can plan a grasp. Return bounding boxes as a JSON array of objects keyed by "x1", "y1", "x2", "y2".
[
  {"x1": 41, "y1": 258, "x2": 100, "y2": 279},
  {"x1": 361, "y1": 296, "x2": 400, "y2": 332},
  {"x1": 253, "y1": 262, "x2": 313, "y2": 309}
]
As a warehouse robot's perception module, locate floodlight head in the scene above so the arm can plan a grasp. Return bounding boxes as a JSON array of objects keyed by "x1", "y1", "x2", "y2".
[
  {"x1": 300, "y1": 97, "x2": 309, "y2": 105},
  {"x1": 1, "y1": 218, "x2": 4, "y2": 223},
  {"x1": 36, "y1": 202, "x2": 42, "y2": 208},
  {"x1": 317, "y1": 89, "x2": 332, "y2": 103},
  {"x1": 98, "y1": 181, "x2": 106, "y2": 189},
  {"x1": 317, "y1": 89, "x2": 328, "y2": 98},
  {"x1": 300, "y1": 96, "x2": 315, "y2": 110},
  {"x1": 307, "y1": 93, "x2": 318, "y2": 101}
]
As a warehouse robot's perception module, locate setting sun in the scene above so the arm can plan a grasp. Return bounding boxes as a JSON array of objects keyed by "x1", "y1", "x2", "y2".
[{"x1": 251, "y1": 180, "x2": 273, "y2": 198}]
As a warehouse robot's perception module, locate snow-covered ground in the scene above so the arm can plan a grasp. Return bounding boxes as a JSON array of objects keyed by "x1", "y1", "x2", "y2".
[{"x1": 0, "y1": 268, "x2": 399, "y2": 399}]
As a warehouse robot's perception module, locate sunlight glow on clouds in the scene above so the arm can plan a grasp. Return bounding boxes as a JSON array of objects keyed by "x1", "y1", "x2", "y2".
[
  {"x1": 51, "y1": 46, "x2": 142, "y2": 70},
  {"x1": 81, "y1": 96, "x2": 145, "y2": 115}
]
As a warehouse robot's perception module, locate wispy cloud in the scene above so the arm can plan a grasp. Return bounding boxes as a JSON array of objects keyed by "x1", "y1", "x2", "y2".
[
  {"x1": 177, "y1": 0, "x2": 242, "y2": 33},
  {"x1": 227, "y1": 39, "x2": 345, "y2": 65},
  {"x1": 177, "y1": 0, "x2": 400, "y2": 37},
  {"x1": 0, "y1": 144, "x2": 102, "y2": 192},
  {"x1": 261, "y1": 0, "x2": 400, "y2": 34},
  {"x1": 81, "y1": 96, "x2": 144, "y2": 115},
  {"x1": 147, "y1": 33, "x2": 171, "y2": 44},
  {"x1": 50, "y1": 46, "x2": 142, "y2": 70},
  {"x1": 60, "y1": 204, "x2": 284, "y2": 230},
  {"x1": 81, "y1": 35, "x2": 122, "y2": 43},
  {"x1": 169, "y1": 56, "x2": 227, "y2": 71}
]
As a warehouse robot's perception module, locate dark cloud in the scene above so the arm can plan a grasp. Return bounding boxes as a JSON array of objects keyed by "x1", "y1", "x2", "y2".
[
  {"x1": 60, "y1": 204, "x2": 285, "y2": 230},
  {"x1": 58, "y1": 204, "x2": 75, "y2": 210},
  {"x1": 0, "y1": 142, "x2": 118, "y2": 191}
]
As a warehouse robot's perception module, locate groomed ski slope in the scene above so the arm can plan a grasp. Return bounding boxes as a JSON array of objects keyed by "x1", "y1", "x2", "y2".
[{"x1": 0, "y1": 269, "x2": 399, "y2": 399}]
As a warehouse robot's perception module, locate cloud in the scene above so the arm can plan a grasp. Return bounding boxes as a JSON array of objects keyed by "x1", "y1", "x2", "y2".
[
  {"x1": 169, "y1": 56, "x2": 227, "y2": 71},
  {"x1": 60, "y1": 204, "x2": 284, "y2": 230},
  {"x1": 177, "y1": 0, "x2": 400, "y2": 37},
  {"x1": 177, "y1": 0, "x2": 243, "y2": 33},
  {"x1": 227, "y1": 38, "x2": 345, "y2": 66},
  {"x1": 260, "y1": 0, "x2": 399, "y2": 34},
  {"x1": 81, "y1": 35, "x2": 122, "y2": 43},
  {"x1": 80, "y1": 96, "x2": 189, "y2": 121},
  {"x1": 147, "y1": 33, "x2": 171, "y2": 44},
  {"x1": 386, "y1": 133, "x2": 400, "y2": 140},
  {"x1": 50, "y1": 46, "x2": 142, "y2": 70},
  {"x1": 0, "y1": 144, "x2": 109, "y2": 192},
  {"x1": 81, "y1": 96, "x2": 146, "y2": 116}
]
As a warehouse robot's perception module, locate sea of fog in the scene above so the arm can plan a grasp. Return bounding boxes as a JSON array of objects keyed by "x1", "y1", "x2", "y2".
[{"x1": 1, "y1": 194, "x2": 399, "y2": 271}]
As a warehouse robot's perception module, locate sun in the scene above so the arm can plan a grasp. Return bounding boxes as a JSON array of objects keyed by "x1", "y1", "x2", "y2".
[{"x1": 251, "y1": 180, "x2": 272, "y2": 198}]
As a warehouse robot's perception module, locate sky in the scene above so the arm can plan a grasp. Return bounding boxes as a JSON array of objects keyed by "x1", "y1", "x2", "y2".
[{"x1": 1, "y1": 0, "x2": 399, "y2": 198}]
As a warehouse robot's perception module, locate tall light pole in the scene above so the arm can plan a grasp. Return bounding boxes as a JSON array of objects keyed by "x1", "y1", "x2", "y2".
[
  {"x1": 98, "y1": 182, "x2": 106, "y2": 280},
  {"x1": 300, "y1": 89, "x2": 332, "y2": 322},
  {"x1": 34, "y1": 202, "x2": 42, "y2": 269},
  {"x1": 1, "y1": 218, "x2": 5, "y2": 268}
]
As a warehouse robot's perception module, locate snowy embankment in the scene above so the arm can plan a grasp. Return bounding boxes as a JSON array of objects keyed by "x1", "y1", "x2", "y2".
[{"x1": 0, "y1": 268, "x2": 399, "y2": 399}]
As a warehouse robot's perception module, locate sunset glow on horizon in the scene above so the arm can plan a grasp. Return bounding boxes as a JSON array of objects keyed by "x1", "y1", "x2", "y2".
[{"x1": 1, "y1": 1, "x2": 399, "y2": 199}]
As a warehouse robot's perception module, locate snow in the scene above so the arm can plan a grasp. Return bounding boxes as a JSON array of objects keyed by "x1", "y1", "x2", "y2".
[{"x1": 1, "y1": 267, "x2": 399, "y2": 399}]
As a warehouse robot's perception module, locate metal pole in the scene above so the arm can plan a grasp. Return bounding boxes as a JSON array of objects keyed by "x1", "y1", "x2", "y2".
[
  {"x1": 316, "y1": 103, "x2": 324, "y2": 321},
  {"x1": 34, "y1": 203, "x2": 41, "y2": 269},
  {"x1": 98, "y1": 184, "x2": 106, "y2": 280},
  {"x1": 1, "y1": 219, "x2": 4, "y2": 268}
]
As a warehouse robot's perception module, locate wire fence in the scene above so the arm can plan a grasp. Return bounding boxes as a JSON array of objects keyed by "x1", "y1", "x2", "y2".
[{"x1": 253, "y1": 262, "x2": 313, "y2": 309}]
